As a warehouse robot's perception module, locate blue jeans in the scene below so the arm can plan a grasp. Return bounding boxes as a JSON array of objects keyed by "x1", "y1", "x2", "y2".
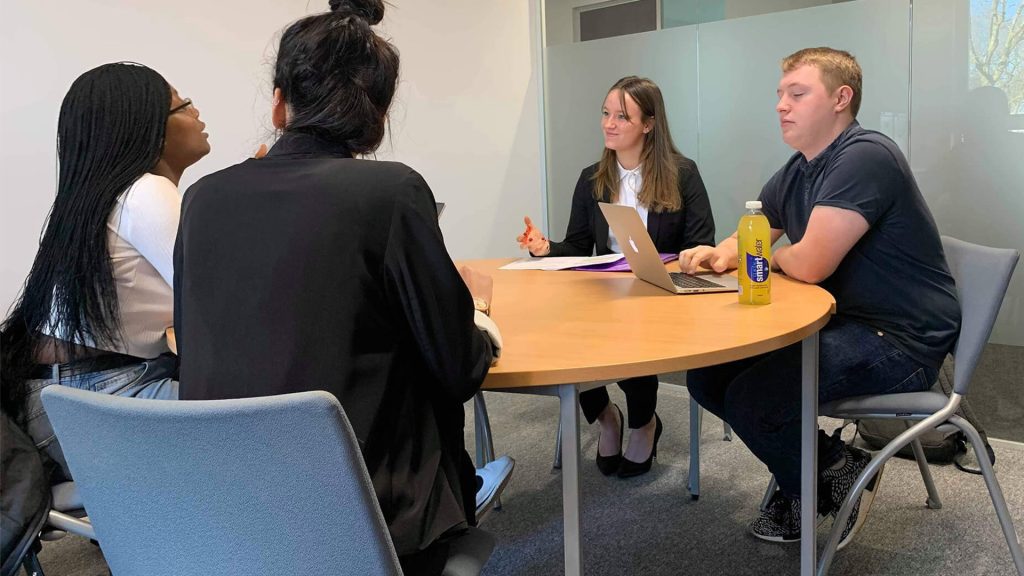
[
  {"x1": 687, "y1": 316, "x2": 937, "y2": 497},
  {"x1": 18, "y1": 353, "x2": 179, "y2": 483}
]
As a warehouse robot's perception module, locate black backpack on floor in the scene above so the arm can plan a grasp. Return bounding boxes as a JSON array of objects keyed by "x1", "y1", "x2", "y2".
[
  {"x1": 856, "y1": 355, "x2": 995, "y2": 472},
  {"x1": 1, "y1": 409, "x2": 50, "y2": 576}
]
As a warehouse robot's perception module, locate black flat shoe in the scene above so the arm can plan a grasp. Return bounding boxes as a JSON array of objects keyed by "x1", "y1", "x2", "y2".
[
  {"x1": 617, "y1": 413, "x2": 663, "y2": 478},
  {"x1": 596, "y1": 404, "x2": 624, "y2": 476}
]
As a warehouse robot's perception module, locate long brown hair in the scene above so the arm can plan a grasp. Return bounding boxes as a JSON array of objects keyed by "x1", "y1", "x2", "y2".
[{"x1": 592, "y1": 76, "x2": 685, "y2": 213}]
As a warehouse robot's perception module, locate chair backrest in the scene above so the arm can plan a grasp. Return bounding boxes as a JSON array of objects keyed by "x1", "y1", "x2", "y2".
[
  {"x1": 40, "y1": 387, "x2": 402, "y2": 576},
  {"x1": 941, "y1": 235, "x2": 1019, "y2": 396}
]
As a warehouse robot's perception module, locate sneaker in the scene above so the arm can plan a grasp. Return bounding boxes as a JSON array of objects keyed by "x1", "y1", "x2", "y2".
[
  {"x1": 750, "y1": 491, "x2": 801, "y2": 542},
  {"x1": 750, "y1": 491, "x2": 829, "y2": 543},
  {"x1": 820, "y1": 444, "x2": 884, "y2": 550},
  {"x1": 475, "y1": 455, "x2": 515, "y2": 520}
]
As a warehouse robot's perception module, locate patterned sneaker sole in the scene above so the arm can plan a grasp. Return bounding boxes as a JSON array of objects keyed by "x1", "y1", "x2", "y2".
[
  {"x1": 751, "y1": 530, "x2": 801, "y2": 544},
  {"x1": 750, "y1": 512, "x2": 829, "y2": 544},
  {"x1": 836, "y1": 461, "x2": 885, "y2": 551}
]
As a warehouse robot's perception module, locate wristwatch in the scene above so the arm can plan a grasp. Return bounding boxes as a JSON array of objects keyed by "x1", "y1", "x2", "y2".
[{"x1": 473, "y1": 297, "x2": 491, "y2": 316}]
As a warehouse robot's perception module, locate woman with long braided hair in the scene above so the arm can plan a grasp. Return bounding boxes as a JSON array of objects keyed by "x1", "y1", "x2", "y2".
[{"x1": 1, "y1": 62, "x2": 210, "y2": 482}]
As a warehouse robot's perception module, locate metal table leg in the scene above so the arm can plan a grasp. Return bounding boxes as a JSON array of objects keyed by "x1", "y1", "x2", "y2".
[
  {"x1": 558, "y1": 384, "x2": 582, "y2": 576},
  {"x1": 801, "y1": 333, "x2": 819, "y2": 576}
]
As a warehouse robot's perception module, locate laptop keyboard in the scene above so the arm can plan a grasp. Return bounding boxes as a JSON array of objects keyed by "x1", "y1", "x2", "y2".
[{"x1": 669, "y1": 272, "x2": 725, "y2": 290}]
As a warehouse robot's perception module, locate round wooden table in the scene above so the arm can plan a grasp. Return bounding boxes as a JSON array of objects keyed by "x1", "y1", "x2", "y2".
[{"x1": 465, "y1": 258, "x2": 835, "y2": 576}]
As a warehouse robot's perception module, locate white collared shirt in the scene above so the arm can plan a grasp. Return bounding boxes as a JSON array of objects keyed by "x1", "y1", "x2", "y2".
[{"x1": 607, "y1": 162, "x2": 648, "y2": 253}]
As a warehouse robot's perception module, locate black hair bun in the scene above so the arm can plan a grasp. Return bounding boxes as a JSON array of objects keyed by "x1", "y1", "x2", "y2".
[{"x1": 328, "y1": 0, "x2": 384, "y2": 25}]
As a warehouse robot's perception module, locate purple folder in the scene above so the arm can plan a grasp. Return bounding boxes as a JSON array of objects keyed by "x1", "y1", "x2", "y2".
[{"x1": 570, "y1": 252, "x2": 678, "y2": 272}]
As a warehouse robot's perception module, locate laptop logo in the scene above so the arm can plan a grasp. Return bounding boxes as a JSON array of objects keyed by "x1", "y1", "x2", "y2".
[{"x1": 628, "y1": 237, "x2": 639, "y2": 254}]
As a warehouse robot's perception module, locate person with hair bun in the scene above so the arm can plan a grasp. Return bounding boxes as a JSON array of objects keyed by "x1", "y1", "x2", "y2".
[
  {"x1": 1, "y1": 62, "x2": 209, "y2": 483},
  {"x1": 174, "y1": 2, "x2": 512, "y2": 573}
]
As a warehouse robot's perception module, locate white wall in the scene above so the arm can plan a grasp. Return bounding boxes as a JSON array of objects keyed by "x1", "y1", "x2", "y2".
[
  {"x1": 377, "y1": 1, "x2": 544, "y2": 260},
  {"x1": 0, "y1": 0, "x2": 543, "y2": 316},
  {"x1": 0, "y1": 0, "x2": 310, "y2": 317}
]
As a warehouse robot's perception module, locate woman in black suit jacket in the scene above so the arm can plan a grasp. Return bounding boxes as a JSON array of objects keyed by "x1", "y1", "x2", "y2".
[
  {"x1": 519, "y1": 76, "x2": 715, "y2": 478},
  {"x1": 174, "y1": 2, "x2": 508, "y2": 574}
]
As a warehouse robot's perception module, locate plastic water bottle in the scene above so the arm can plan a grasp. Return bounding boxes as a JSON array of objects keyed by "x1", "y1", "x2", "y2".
[{"x1": 737, "y1": 201, "x2": 771, "y2": 305}]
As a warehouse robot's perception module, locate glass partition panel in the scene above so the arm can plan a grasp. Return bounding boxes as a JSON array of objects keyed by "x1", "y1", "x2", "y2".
[
  {"x1": 579, "y1": 0, "x2": 658, "y2": 42},
  {"x1": 912, "y1": 0, "x2": 1023, "y2": 345},
  {"x1": 540, "y1": 0, "x2": 1021, "y2": 436},
  {"x1": 697, "y1": 0, "x2": 911, "y2": 241},
  {"x1": 546, "y1": 0, "x2": 663, "y2": 46},
  {"x1": 662, "y1": 0, "x2": 714, "y2": 27},
  {"x1": 663, "y1": 0, "x2": 858, "y2": 28},
  {"x1": 544, "y1": 0, "x2": 911, "y2": 243},
  {"x1": 544, "y1": 27, "x2": 700, "y2": 243}
]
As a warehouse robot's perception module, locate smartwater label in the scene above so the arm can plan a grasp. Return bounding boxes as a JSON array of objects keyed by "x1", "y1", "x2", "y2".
[{"x1": 745, "y1": 252, "x2": 770, "y2": 283}]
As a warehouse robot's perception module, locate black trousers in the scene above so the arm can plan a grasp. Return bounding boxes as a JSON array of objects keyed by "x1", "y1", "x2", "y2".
[{"x1": 579, "y1": 374, "x2": 658, "y2": 429}]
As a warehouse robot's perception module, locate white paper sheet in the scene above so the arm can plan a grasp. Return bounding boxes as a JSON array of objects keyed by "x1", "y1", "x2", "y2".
[{"x1": 499, "y1": 254, "x2": 624, "y2": 271}]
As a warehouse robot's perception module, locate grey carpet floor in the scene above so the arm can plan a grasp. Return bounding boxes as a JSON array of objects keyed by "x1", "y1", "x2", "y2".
[
  {"x1": 474, "y1": 384, "x2": 1024, "y2": 576},
  {"x1": 35, "y1": 384, "x2": 1024, "y2": 575}
]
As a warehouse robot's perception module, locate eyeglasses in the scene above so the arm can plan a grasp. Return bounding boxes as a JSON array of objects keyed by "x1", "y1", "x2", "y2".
[{"x1": 169, "y1": 99, "x2": 196, "y2": 116}]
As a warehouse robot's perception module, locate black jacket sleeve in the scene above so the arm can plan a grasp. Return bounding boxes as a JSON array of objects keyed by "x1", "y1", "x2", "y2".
[
  {"x1": 678, "y1": 160, "x2": 716, "y2": 249},
  {"x1": 172, "y1": 193, "x2": 186, "y2": 359},
  {"x1": 382, "y1": 169, "x2": 493, "y2": 404},
  {"x1": 547, "y1": 168, "x2": 598, "y2": 257}
]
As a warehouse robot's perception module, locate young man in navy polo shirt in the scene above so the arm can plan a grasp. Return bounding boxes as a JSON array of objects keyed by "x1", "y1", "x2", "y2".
[{"x1": 679, "y1": 47, "x2": 960, "y2": 547}]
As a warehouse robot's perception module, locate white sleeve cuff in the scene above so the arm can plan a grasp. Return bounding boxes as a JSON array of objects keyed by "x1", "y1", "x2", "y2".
[{"x1": 474, "y1": 310, "x2": 503, "y2": 364}]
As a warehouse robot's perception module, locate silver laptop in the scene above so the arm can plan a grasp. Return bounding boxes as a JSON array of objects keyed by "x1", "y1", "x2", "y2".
[{"x1": 599, "y1": 202, "x2": 738, "y2": 294}]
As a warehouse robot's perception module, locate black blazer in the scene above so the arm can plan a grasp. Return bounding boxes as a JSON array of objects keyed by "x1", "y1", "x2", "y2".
[
  {"x1": 548, "y1": 157, "x2": 716, "y2": 256},
  {"x1": 173, "y1": 132, "x2": 492, "y2": 557}
]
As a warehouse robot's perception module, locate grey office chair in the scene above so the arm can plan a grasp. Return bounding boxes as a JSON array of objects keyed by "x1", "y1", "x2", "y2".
[
  {"x1": 41, "y1": 387, "x2": 494, "y2": 576},
  {"x1": 473, "y1": 392, "x2": 501, "y2": 513},
  {"x1": 28, "y1": 481, "x2": 98, "y2": 575},
  {"x1": 812, "y1": 236, "x2": 1022, "y2": 575}
]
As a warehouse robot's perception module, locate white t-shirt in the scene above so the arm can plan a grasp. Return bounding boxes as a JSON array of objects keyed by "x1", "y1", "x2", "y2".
[
  {"x1": 607, "y1": 162, "x2": 648, "y2": 253},
  {"x1": 44, "y1": 173, "x2": 179, "y2": 359}
]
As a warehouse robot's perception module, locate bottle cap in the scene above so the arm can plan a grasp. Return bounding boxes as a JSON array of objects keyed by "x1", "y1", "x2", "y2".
[{"x1": 745, "y1": 201, "x2": 762, "y2": 210}]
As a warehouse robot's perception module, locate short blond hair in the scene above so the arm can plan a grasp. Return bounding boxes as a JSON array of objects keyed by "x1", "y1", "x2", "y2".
[{"x1": 782, "y1": 47, "x2": 862, "y2": 118}]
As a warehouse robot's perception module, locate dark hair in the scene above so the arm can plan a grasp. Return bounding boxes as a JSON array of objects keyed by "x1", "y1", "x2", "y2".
[
  {"x1": 273, "y1": 0, "x2": 399, "y2": 154},
  {"x1": 1, "y1": 62, "x2": 170, "y2": 410}
]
